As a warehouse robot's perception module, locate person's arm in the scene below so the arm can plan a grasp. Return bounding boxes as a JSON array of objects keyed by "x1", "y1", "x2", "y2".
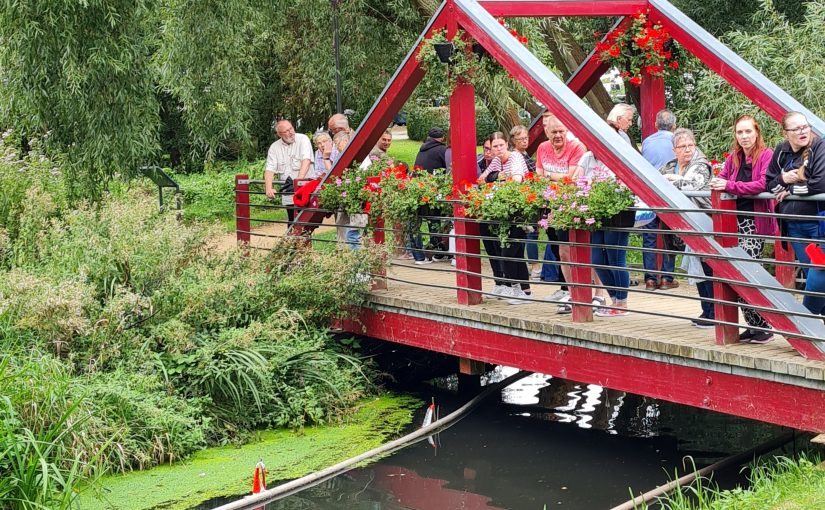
[
  {"x1": 265, "y1": 169, "x2": 276, "y2": 199},
  {"x1": 673, "y1": 162, "x2": 710, "y2": 191},
  {"x1": 264, "y1": 146, "x2": 279, "y2": 198},
  {"x1": 724, "y1": 150, "x2": 773, "y2": 196},
  {"x1": 478, "y1": 157, "x2": 501, "y2": 183},
  {"x1": 564, "y1": 142, "x2": 587, "y2": 180},
  {"x1": 766, "y1": 148, "x2": 788, "y2": 194},
  {"x1": 296, "y1": 135, "x2": 313, "y2": 179},
  {"x1": 296, "y1": 158, "x2": 311, "y2": 180},
  {"x1": 793, "y1": 141, "x2": 825, "y2": 196}
]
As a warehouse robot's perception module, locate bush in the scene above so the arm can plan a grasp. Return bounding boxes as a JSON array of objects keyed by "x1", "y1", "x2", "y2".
[{"x1": 407, "y1": 104, "x2": 498, "y2": 145}]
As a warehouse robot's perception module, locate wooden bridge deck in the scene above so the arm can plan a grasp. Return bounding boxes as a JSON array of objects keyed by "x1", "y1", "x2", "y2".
[{"x1": 344, "y1": 259, "x2": 825, "y2": 432}]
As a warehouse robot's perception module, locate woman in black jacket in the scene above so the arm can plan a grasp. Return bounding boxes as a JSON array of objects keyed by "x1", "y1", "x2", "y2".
[{"x1": 765, "y1": 111, "x2": 825, "y2": 269}]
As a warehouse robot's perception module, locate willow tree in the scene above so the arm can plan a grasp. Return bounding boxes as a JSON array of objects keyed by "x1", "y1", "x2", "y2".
[{"x1": 0, "y1": 0, "x2": 159, "y2": 199}]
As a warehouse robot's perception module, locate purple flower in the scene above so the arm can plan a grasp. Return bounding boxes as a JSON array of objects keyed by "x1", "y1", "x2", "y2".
[
  {"x1": 573, "y1": 217, "x2": 581, "y2": 223},
  {"x1": 538, "y1": 218, "x2": 549, "y2": 229},
  {"x1": 335, "y1": 178, "x2": 343, "y2": 186},
  {"x1": 579, "y1": 205, "x2": 589, "y2": 212},
  {"x1": 341, "y1": 191, "x2": 347, "y2": 198}
]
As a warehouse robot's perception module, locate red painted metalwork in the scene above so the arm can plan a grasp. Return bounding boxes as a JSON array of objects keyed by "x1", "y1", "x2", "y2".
[
  {"x1": 775, "y1": 240, "x2": 796, "y2": 289},
  {"x1": 478, "y1": 0, "x2": 648, "y2": 17},
  {"x1": 639, "y1": 72, "x2": 665, "y2": 139},
  {"x1": 710, "y1": 190, "x2": 739, "y2": 344},
  {"x1": 455, "y1": 9, "x2": 824, "y2": 360},
  {"x1": 235, "y1": 174, "x2": 250, "y2": 246},
  {"x1": 343, "y1": 309, "x2": 825, "y2": 433},
  {"x1": 450, "y1": 78, "x2": 484, "y2": 304},
  {"x1": 291, "y1": 11, "x2": 450, "y2": 235},
  {"x1": 372, "y1": 218, "x2": 388, "y2": 290},
  {"x1": 568, "y1": 229, "x2": 593, "y2": 322}
]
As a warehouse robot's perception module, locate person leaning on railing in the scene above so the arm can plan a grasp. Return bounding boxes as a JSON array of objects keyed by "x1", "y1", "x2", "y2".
[
  {"x1": 766, "y1": 111, "x2": 825, "y2": 268},
  {"x1": 709, "y1": 115, "x2": 778, "y2": 343},
  {"x1": 477, "y1": 131, "x2": 533, "y2": 305},
  {"x1": 659, "y1": 128, "x2": 713, "y2": 328}
]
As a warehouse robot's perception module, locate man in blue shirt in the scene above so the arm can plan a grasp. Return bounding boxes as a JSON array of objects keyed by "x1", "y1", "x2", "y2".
[{"x1": 641, "y1": 110, "x2": 678, "y2": 290}]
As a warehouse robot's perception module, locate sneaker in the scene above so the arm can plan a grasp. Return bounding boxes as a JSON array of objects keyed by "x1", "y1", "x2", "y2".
[
  {"x1": 414, "y1": 259, "x2": 433, "y2": 265},
  {"x1": 491, "y1": 285, "x2": 515, "y2": 299},
  {"x1": 451, "y1": 258, "x2": 456, "y2": 266},
  {"x1": 507, "y1": 288, "x2": 533, "y2": 305},
  {"x1": 595, "y1": 307, "x2": 613, "y2": 317},
  {"x1": 596, "y1": 308, "x2": 630, "y2": 317},
  {"x1": 738, "y1": 329, "x2": 756, "y2": 342},
  {"x1": 530, "y1": 269, "x2": 542, "y2": 281},
  {"x1": 748, "y1": 331, "x2": 774, "y2": 344},
  {"x1": 432, "y1": 254, "x2": 452, "y2": 262},
  {"x1": 544, "y1": 289, "x2": 570, "y2": 303},
  {"x1": 557, "y1": 295, "x2": 573, "y2": 314},
  {"x1": 691, "y1": 317, "x2": 714, "y2": 329}
]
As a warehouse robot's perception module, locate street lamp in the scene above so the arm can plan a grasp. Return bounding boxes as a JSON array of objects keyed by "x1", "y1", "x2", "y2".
[{"x1": 331, "y1": 0, "x2": 343, "y2": 113}]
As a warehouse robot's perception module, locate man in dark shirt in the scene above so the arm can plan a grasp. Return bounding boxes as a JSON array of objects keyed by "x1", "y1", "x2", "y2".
[{"x1": 414, "y1": 127, "x2": 451, "y2": 259}]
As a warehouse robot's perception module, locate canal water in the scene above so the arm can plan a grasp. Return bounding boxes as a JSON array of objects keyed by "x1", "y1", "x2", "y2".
[{"x1": 199, "y1": 367, "x2": 792, "y2": 510}]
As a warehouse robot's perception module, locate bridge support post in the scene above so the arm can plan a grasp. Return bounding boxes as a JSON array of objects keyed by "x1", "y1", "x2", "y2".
[
  {"x1": 711, "y1": 190, "x2": 740, "y2": 344},
  {"x1": 235, "y1": 174, "x2": 250, "y2": 253},
  {"x1": 450, "y1": 73, "x2": 483, "y2": 304},
  {"x1": 372, "y1": 218, "x2": 388, "y2": 290},
  {"x1": 569, "y1": 229, "x2": 593, "y2": 322},
  {"x1": 774, "y1": 239, "x2": 796, "y2": 289},
  {"x1": 639, "y1": 72, "x2": 665, "y2": 139}
]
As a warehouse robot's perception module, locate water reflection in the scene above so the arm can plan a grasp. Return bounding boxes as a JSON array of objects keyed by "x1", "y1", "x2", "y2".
[{"x1": 197, "y1": 367, "x2": 788, "y2": 510}]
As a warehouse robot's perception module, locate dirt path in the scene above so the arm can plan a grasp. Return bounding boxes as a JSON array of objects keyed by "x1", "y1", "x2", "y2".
[{"x1": 211, "y1": 217, "x2": 338, "y2": 253}]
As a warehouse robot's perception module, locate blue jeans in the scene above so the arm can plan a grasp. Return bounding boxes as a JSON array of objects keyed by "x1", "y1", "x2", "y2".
[
  {"x1": 591, "y1": 230, "x2": 630, "y2": 301},
  {"x1": 540, "y1": 244, "x2": 561, "y2": 282},
  {"x1": 642, "y1": 218, "x2": 675, "y2": 282},
  {"x1": 696, "y1": 261, "x2": 715, "y2": 319},
  {"x1": 409, "y1": 230, "x2": 426, "y2": 261},
  {"x1": 786, "y1": 221, "x2": 823, "y2": 276},
  {"x1": 346, "y1": 228, "x2": 362, "y2": 250},
  {"x1": 804, "y1": 268, "x2": 825, "y2": 316}
]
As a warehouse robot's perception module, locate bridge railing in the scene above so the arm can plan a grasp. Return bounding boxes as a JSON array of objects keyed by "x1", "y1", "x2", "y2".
[{"x1": 234, "y1": 174, "x2": 825, "y2": 349}]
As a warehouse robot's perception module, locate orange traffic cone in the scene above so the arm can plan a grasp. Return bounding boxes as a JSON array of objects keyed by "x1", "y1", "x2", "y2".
[{"x1": 252, "y1": 460, "x2": 267, "y2": 493}]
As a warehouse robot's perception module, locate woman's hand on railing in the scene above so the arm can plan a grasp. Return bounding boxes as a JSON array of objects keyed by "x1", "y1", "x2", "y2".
[{"x1": 709, "y1": 177, "x2": 727, "y2": 191}]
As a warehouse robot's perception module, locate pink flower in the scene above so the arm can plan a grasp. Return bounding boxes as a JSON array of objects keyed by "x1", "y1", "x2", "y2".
[
  {"x1": 341, "y1": 191, "x2": 347, "y2": 198},
  {"x1": 538, "y1": 218, "x2": 549, "y2": 229},
  {"x1": 585, "y1": 218, "x2": 596, "y2": 225},
  {"x1": 573, "y1": 217, "x2": 581, "y2": 223},
  {"x1": 335, "y1": 178, "x2": 343, "y2": 186}
]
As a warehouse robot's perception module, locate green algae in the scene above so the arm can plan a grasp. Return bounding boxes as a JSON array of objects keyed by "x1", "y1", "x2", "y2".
[{"x1": 80, "y1": 394, "x2": 421, "y2": 510}]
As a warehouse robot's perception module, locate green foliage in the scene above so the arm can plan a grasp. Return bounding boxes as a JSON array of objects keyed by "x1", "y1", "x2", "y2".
[
  {"x1": 407, "y1": 104, "x2": 497, "y2": 145},
  {"x1": 0, "y1": 0, "x2": 160, "y2": 200},
  {"x1": 463, "y1": 177, "x2": 547, "y2": 243},
  {"x1": 674, "y1": 0, "x2": 825, "y2": 157},
  {"x1": 377, "y1": 169, "x2": 453, "y2": 230},
  {"x1": 407, "y1": 106, "x2": 450, "y2": 142},
  {"x1": 318, "y1": 164, "x2": 382, "y2": 216},
  {"x1": 547, "y1": 177, "x2": 635, "y2": 231},
  {"x1": 645, "y1": 453, "x2": 825, "y2": 510}
]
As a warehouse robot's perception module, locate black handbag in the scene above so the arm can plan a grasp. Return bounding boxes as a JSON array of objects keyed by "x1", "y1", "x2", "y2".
[
  {"x1": 485, "y1": 170, "x2": 500, "y2": 183},
  {"x1": 280, "y1": 176, "x2": 294, "y2": 194}
]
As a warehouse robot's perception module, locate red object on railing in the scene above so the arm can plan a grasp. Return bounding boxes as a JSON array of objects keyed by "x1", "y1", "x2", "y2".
[
  {"x1": 806, "y1": 243, "x2": 825, "y2": 266},
  {"x1": 568, "y1": 229, "x2": 593, "y2": 323},
  {"x1": 710, "y1": 190, "x2": 739, "y2": 344},
  {"x1": 293, "y1": 179, "x2": 321, "y2": 207},
  {"x1": 775, "y1": 240, "x2": 796, "y2": 289},
  {"x1": 235, "y1": 174, "x2": 250, "y2": 247}
]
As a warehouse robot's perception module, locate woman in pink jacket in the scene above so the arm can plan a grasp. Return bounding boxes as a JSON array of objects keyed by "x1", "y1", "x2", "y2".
[{"x1": 709, "y1": 114, "x2": 778, "y2": 343}]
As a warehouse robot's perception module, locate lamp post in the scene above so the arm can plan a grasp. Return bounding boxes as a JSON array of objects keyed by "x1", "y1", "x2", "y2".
[{"x1": 331, "y1": 0, "x2": 343, "y2": 113}]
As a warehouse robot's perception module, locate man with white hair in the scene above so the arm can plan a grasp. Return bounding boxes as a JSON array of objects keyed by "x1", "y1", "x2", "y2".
[
  {"x1": 606, "y1": 103, "x2": 636, "y2": 146},
  {"x1": 264, "y1": 120, "x2": 313, "y2": 225}
]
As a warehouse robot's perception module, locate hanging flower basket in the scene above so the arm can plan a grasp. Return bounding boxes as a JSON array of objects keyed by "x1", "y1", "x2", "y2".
[{"x1": 433, "y1": 42, "x2": 454, "y2": 64}]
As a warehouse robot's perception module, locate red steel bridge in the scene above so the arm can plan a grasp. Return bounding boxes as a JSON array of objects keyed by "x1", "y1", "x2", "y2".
[{"x1": 235, "y1": 0, "x2": 825, "y2": 433}]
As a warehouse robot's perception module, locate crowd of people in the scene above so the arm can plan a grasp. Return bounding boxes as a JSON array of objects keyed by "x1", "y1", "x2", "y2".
[{"x1": 262, "y1": 106, "x2": 825, "y2": 342}]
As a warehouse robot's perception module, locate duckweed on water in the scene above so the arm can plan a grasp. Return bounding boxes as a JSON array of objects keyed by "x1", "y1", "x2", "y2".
[{"x1": 82, "y1": 395, "x2": 420, "y2": 510}]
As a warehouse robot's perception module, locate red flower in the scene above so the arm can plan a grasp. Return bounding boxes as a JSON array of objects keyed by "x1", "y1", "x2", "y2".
[
  {"x1": 498, "y1": 18, "x2": 506, "y2": 25},
  {"x1": 526, "y1": 193, "x2": 537, "y2": 203},
  {"x1": 620, "y1": 70, "x2": 630, "y2": 78},
  {"x1": 421, "y1": 195, "x2": 431, "y2": 203},
  {"x1": 668, "y1": 61, "x2": 679, "y2": 69},
  {"x1": 509, "y1": 29, "x2": 518, "y2": 37},
  {"x1": 594, "y1": 31, "x2": 601, "y2": 38},
  {"x1": 629, "y1": 75, "x2": 642, "y2": 86},
  {"x1": 520, "y1": 36, "x2": 528, "y2": 44},
  {"x1": 364, "y1": 201, "x2": 371, "y2": 213},
  {"x1": 608, "y1": 46, "x2": 621, "y2": 57}
]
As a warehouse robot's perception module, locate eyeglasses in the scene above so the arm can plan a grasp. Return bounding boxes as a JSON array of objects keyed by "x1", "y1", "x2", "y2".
[
  {"x1": 483, "y1": 146, "x2": 492, "y2": 152},
  {"x1": 513, "y1": 136, "x2": 528, "y2": 142},
  {"x1": 675, "y1": 143, "x2": 696, "y2": 151},
  {"x1": 785, "y1": 125, "x2": 810, "y2": 135}
]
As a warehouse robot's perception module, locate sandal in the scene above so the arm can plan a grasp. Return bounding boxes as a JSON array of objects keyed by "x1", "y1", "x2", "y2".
[{"x1": 591, "y1": 296, "x2": 606, "y2": 307}]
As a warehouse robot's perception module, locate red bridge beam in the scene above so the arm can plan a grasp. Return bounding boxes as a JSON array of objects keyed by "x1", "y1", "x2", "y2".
[
  {"x1": 344, "y1": 308, "x2": 825, "y2": 433},
  {"x1": 478, "y1": 0, "x2": 648, "y2": 17}
]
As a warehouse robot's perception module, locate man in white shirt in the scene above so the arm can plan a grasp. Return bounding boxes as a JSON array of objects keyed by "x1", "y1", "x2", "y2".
[{"x1": 264, "y1": 120, "x2": 313, "y2": 225}]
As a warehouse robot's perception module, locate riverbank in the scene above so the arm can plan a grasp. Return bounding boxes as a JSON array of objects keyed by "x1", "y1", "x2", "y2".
[{"x1": 81, "y1": 395, "x2": 421, "y2": 510}]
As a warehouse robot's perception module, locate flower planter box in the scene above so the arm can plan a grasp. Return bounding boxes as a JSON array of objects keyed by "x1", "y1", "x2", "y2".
[{"x1": 603, "y1": 209, "x2": 636, "y2": 229}]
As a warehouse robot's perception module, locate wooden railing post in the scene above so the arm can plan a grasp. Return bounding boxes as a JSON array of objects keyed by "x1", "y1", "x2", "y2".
[
  {"x1": 371, "y1": 217, "x2": 387, "y2": 290},
  {"x1": 569, "y1": 229, "x2": 593, "y2": 323},
  {"x1": 711, "y1": 190, "x2": 740, "y2": 344},
  {"x1": 235, "y1": 174, "x2": 250, "y2": 250}
]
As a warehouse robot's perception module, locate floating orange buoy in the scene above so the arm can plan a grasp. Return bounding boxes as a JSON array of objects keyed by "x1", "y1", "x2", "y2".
[{"x1": 252, "y1": 460, "x2": 266, "y2": 493}]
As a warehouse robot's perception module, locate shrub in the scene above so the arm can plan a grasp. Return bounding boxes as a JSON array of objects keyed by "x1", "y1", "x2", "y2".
[{"x1": 407, "y1": 104, "x2": 498, "y2": 145}]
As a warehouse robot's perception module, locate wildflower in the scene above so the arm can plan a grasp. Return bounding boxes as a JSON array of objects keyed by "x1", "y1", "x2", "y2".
[
  {"x1": 538, "y1": 218, "x2": 549, "y2": 229},
  {"x1": 585, "y1": 218, "x2": 596, "y2": 225},
  {"x1": 335, "y1": 178, "x2": 343, "y2": 186}
]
